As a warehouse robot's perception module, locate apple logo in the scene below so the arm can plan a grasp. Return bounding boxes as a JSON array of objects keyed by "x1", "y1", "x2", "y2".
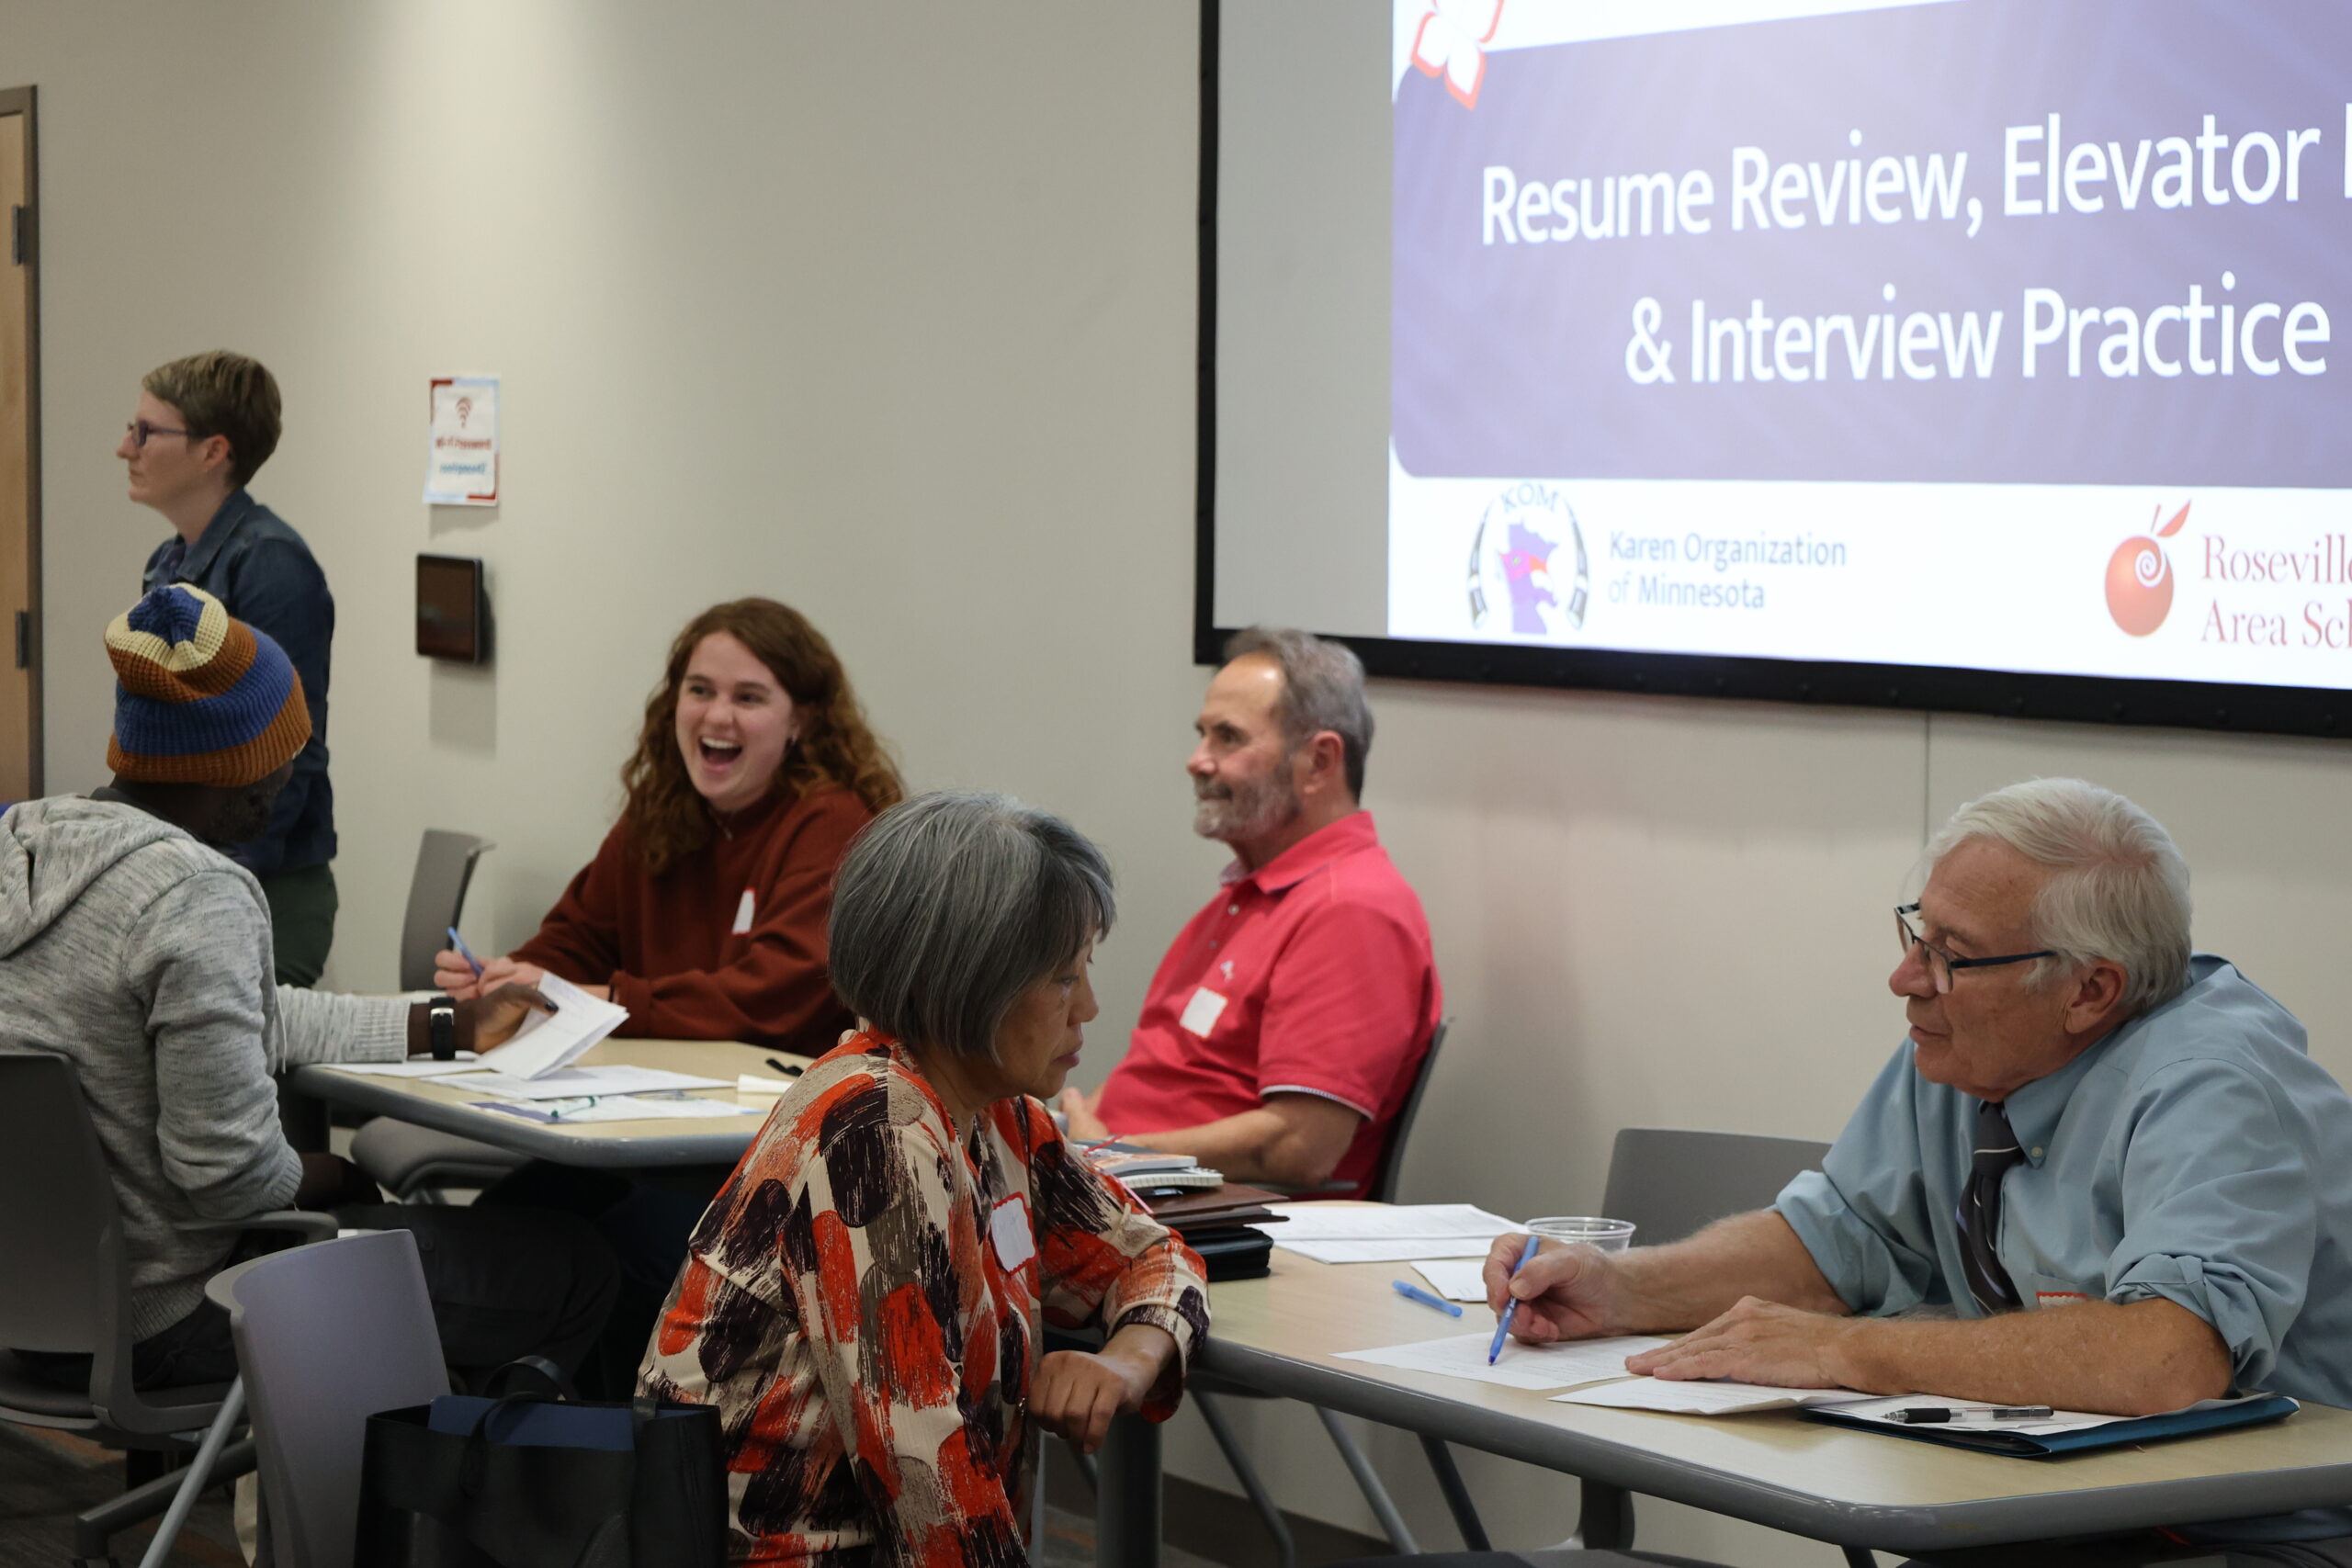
[{"x1": 2106, "y1": 502, "x2": 2189, "y2": 637}]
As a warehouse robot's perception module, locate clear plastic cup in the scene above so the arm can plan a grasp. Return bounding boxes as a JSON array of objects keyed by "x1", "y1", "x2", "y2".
[{"x1": 1526, "y1": 1215, "x2": 1637, "y2": 1252}]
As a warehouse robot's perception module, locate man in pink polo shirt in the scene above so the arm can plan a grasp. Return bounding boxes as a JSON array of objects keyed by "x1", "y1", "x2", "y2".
[{"x1": 1061, "y1": 628, "x2": 1441, "y2": 1197}]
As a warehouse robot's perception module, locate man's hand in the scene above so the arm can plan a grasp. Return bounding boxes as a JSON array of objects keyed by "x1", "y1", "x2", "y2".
[
  {"x1": 1059, "y1": 1085, "x2": 1111, "y2": 1143},
  {"x1": 465, "y1": 982, "x2": 555, "y2": 1055},
  {"x1": 1483, "y1": 1233, "x2": 1632, "y2": 1343},
  {"x1": 1626, "y1": 1296, "x2": 1860, "y2": 1389},
  {"x1": 432, "y1": 953, "x2": 538, "y2": 1000},
  {"x1": 1030, "y1": 1324, "x2": 1177, "y2": 1454}
]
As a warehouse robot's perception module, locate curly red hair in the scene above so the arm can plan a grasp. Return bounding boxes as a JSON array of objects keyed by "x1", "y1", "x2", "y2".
[{"x1": 621, "y1": 599, "x2": 903, "y2": 875}]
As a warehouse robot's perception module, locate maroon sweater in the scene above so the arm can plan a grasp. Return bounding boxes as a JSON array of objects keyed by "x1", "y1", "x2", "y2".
[{"x1": 509, "y1": 786, "x2": 871, "y2": 1052}]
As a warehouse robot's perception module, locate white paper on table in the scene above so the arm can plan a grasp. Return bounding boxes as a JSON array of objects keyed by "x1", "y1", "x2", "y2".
[
  {"x1": 470, "y1": 1095, "x2": 761, "y2": 1123},
  {"x1": 1336, "y1": 1331, "x2": 1672, "y2": 1392},
  {"x1": 426, "y1": 1066, "x2": 729, "y2": 1100},
  {"x1": 737, "y1": 1073, "x2": 799, "y2": 1095},
  {"x1": 335, "y1": 1055, "x2": 481, "y2": 1077},
  {"x1": 1258, "y1": 1203, "x2": 1517, "y2": 1243},
  {"x1": 481, "y1": 974, "x2": 630, "y2": 1079},
  {"x1": 1273, "y1": 1237, "x2": 1500, "y2": 1264},
  {"x1": 1552, "y1": 1377, "x2": 1883, "y2": 1416},
  {"x1": 1411, "y1": 1259, "x2": 1492, "y2": 1301}
]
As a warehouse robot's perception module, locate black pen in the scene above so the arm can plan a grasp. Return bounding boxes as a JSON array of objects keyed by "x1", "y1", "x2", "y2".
[
  {"x1": 763, "y1": 1056, "x2": 805, "y2": 1078},
  {"x1": 1885, "y1": 1404, "x2": 2053, "y2": 1424}
]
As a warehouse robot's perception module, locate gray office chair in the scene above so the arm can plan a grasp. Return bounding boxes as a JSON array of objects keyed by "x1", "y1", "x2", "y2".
[
  {"x1": 353, "y1": 829, "x2": 530, "y2": 1201},
  {"x1": 1189, "y1": 1021, "x2": 1476, "y2": 1566},
  {"x1": 398, "y1": 829, "x2": 494, "y2": 992},
  {"x1": 1564, "y1": 1127, "x2": 1835, "y2": 1557},
  {"x1": 0, "y1": 1054, "x2": 334, "y2": 1568},
  {"x1": 208, "y1": 1231, "x2": 450, "y2": 1568}
]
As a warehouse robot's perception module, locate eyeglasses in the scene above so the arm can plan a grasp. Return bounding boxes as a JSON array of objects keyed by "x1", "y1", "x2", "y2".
[
  {"x1": 124, "y1": 419, "x2": 191, "y2": 449},
  {"x1": 1894, "y1": 904, "x2": 2053, "y2": 995}
]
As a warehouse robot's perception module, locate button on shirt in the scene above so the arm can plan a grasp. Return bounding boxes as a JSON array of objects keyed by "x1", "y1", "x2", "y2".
[
  {"x1": 1775, "y1": 955, "x2": 2352, "y2": 1541},
  {"x1": 1092, "y1": 812, "x2": 1441, "y2": 1199}
]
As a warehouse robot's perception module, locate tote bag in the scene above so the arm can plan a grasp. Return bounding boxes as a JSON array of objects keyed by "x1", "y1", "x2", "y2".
[{"x1": 355, "y1": 1388, "x2": 725, "y2": 1568}]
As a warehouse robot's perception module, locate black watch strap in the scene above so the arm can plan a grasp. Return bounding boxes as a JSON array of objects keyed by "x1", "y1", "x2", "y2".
[{"x1": 428, "y1": 996, "x2": 458, "y2": 1061}]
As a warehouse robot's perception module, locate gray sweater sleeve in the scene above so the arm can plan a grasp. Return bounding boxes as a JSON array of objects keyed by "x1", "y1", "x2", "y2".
[
  {"x1": 123, "y1": 869, "x2": 302, "y2": 1221},
  {"x1": 273, "y1": 986, "x2": 410, "y2": 1068}
]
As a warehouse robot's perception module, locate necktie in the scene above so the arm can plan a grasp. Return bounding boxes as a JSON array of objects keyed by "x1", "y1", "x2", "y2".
[{"x1": 1958, "y1": 1097, "x2": 2025, "y2": 1314}]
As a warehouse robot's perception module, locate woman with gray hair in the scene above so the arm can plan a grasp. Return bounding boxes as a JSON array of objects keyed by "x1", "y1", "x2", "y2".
[{"x1": 639, "y1": 792, "x2": 1209, "y2": 1568}]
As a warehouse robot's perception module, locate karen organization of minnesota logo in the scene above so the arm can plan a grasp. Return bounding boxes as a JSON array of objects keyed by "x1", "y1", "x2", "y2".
[{"x1": 2105, "y1": 502, "x2": 2190, "y2": 637}]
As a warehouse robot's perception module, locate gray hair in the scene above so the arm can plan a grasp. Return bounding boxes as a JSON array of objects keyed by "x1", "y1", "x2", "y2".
[
  {"x1": 828, "y1": 791, "x2": 1114, "y2": 1062},
  {"x1": 1223, "y1": 626, "x2": 1374, "y2": 798},
  {"x1": 1925, "y1": 778, "x2": 2192, "y2": 1017}
]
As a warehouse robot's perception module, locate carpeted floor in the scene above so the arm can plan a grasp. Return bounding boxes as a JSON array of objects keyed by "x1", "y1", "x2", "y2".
[
  {"x1": 0, "y1": 1418, "x2": 1231, "y2": 1568},
  {"x1": 0, "y1": 1422, "x2": 241, "y2": 1568}
]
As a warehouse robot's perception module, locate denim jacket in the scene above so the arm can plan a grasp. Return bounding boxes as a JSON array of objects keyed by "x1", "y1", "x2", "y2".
[{"x1": 141, "y1": 490, "x2": 335, "y2": 876}]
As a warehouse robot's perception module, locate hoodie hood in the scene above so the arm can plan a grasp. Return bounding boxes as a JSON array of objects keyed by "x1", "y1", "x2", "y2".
[{"x1": 0, "y1": 796, "x2": 202, "y2": 959}]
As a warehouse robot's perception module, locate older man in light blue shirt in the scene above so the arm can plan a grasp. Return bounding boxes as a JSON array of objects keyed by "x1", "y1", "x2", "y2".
[{"x1": 1485, "y1": 778, "x2": 2352, "y2": 1558}]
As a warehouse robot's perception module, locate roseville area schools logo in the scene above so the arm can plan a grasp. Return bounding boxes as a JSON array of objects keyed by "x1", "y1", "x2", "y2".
[
  {"x1": 2106, "y1": 502, "x2": 2190, "y2": 637},
  {"x1": 1467, "y1": 483, "x2": 1589, "y2": 638}
]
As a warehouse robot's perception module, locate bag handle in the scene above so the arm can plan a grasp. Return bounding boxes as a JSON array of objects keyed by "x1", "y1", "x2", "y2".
[
  {"x1": 479, "y1": 1354, "x2": 575, "y2": 1402},
  {"x1": 458, "y1": 1390, "x2": 561, "y2": 1498}
]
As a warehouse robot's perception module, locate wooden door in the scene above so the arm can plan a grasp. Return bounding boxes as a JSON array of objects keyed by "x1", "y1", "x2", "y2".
[{"x1": 0, "y1": 88, "x2": 37, "y2": 802}]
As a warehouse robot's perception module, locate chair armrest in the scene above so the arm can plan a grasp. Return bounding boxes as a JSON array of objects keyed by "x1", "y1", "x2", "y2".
[{"x1": 187, "y1": 1210, "x2": 341, "y2": 1245}]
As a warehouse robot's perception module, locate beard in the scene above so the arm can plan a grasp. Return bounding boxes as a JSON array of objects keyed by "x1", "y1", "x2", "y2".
[{"x1": 1193, "y1": 767, "x2": 1301, "y2": 845}]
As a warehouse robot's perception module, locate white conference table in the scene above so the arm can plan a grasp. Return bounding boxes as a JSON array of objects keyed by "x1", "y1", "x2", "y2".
[
  {"x1": 288, "y1": 1037, "x2": 810, "y2": 1168},
  {"x1": 1094, "y1": 1244, "x2": 2352, "y2": 1568}
]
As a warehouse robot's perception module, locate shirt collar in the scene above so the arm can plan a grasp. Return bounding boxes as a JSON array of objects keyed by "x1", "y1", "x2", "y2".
[
  {"x1": 175, "y1": 489, "x2": 258, "y2": 582},
  {"x1": 1996, "y1": 1032, "x2": 2114, "y2": 1167},
  {"x1": 1228, "y1": 810, "x2": 1380, "y2": 895}
]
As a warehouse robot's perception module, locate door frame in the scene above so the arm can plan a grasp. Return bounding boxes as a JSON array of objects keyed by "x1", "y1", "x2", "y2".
[{"x1": 0, "y1": 85, "x2": 40, "y2": 797}]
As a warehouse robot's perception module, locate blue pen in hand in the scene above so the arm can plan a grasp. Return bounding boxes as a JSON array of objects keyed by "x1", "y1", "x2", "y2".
[
  {"x1": 446, "y1": 926, "x2": 486, "y2": 980},
  {"x1": 1393, "y1": 1280, "x2": 1464, "y2": 1317},
  {"x1": 1488, "y1": 1234, "x2": 1543, "y2": 1365}
]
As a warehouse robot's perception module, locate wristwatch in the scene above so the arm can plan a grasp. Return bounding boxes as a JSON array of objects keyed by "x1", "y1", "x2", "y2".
[{"x1": 428, "y1": 996, "x2": 458, "y2": 1061}]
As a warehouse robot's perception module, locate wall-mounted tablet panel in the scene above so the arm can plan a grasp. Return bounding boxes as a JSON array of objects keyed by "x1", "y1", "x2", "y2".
[{"x1": 416, "y1": 553, "x2": 489, "y2": 664}]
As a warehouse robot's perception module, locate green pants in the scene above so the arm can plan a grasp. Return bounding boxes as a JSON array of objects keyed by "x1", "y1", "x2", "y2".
[{"x1": 260, "y1": 862, "x2": 339, "y2": 987}]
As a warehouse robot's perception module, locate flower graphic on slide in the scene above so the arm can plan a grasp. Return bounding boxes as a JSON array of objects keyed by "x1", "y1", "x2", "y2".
[
  {"x1": 1411, "y1": 0, "x2": 1503, "y2": 109},
  {"x1": 2105, "y1": 502, "x2": 2189, "y2": 637}
]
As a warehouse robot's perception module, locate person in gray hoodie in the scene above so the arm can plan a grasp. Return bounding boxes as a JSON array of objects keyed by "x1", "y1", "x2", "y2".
[{"x1": 0, "y1": 584, "x2": 616, "y2": 1389}]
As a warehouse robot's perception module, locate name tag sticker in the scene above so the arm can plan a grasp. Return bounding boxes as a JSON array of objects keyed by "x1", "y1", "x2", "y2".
[
  {"x1": 1180, "y1": 987, "x2": 1228, "y2": 1038},
  {"x1": 989, "y1": 1194, "x2": 1036, "y2": 1271},
  {"x1": 732, "y1": 889, "x2": 755, "y2": 935}
]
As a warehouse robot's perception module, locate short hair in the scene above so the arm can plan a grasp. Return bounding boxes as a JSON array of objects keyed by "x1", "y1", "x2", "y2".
[
  {"x1": 1222, "y1": 626, "x2": 1374, "y2": 798},
  {"x1": 828, "y1": 792, "x2": 1115, "y2": 1062},
  {"x1": 1925, "y1": 778, "x2": 2193, "y2": 1017},
  {"x1": 142, "y1": 351, "x2": 282, "y2": 488}
]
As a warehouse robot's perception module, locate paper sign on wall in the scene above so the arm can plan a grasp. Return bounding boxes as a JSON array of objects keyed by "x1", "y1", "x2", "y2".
[{"x1": 424, "y1": 376, "x2": 499, "y2": 505}]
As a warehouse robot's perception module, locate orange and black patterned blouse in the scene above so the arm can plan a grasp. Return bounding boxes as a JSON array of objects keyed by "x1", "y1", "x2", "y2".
[{"x1": 638, "y1": 1031, "x2": 1210, "y2": 1568}]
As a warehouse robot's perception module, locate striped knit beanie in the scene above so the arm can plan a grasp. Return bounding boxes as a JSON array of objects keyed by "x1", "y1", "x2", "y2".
[{"x1": 106, "y1": 584, "x2": 311, "y2": 786}]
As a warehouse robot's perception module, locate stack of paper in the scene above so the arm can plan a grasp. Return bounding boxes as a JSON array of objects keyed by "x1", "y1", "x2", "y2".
[
  {"x1": 1552, "y1": 1378, "x2": 1870, "y2": 1415},
  {"x1": 1336, "y1": 1331, "x2": 1672, "y2": 1392},
  {"x1": 1255, "y1": 1203, "x2": 1517, "y2": 1264},
  {"x1": 477, "y1": 974, "x2": 631, "y2": 1078},
  {"x1": 424, "y1": 1065, "x2": 730, "y2": 1100}
]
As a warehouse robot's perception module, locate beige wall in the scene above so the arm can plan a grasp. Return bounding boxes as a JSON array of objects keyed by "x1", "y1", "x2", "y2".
[{"x1": 14, "y1": 6, "x2": 2352, "y2": 1563}]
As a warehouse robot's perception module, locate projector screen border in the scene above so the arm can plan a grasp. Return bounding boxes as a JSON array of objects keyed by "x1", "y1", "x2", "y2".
[{"x1": 1191, "y1": 0, "x2": 2352, "y2": 743}]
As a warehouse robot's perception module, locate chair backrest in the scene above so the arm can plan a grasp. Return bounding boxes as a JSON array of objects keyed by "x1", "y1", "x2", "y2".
[
  {"x1": 399, "y1": 830, "x2": 493, "y2": 991},
  {"x1": 1363, "y1": 1018, "x2": 1451, "y2": 1205},
  {"x1": 210, "y1": 1230, "x2": 450, "y2": 1568},
  {"x1": 1600, "y1": 1127, "x2": 1832, "y2": 1247},
  {"x1": 0, "y1": 1055, "x2": 237, "y2": 1436},
  {"x1": 0, "y1": 1055, "x2": 121, "y2": 1355}
]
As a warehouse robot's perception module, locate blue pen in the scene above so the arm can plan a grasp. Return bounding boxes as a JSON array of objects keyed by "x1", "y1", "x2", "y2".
[
  {"x1": 1488, "y1": 1234, "x2": 1543, "y2": 1364},
  {"x1": 1393, "y1": 1280, "x2": 1464, "y2": 1317},
  {"x1": 446, "y1": 926, "x2": 485, "y2": 979}
]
